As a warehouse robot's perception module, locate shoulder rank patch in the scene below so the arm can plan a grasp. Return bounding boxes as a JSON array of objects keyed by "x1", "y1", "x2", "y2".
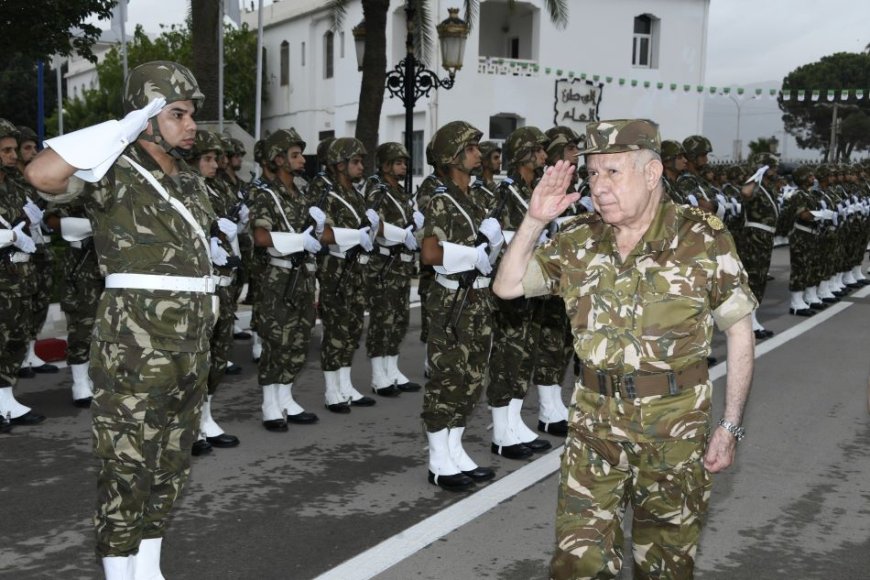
[{"x1": 705, "y1": 214, "x2": 724, "y2": 230}]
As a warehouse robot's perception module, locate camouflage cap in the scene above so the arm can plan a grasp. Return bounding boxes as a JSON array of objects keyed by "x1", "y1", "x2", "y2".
[
  {"x1": 725, "y1": 164, "x2": 746, "y2": 182},
  {"x1": 376, "y1": 142, "x2": 409, "y2": 168},
  {"x1": 219, "y1": 134, "x2": 234, "y2": 154},
  {"x1": 503, "y1": 126, "x2": 548, "y2": 165},
  {"x1": 682, "y1": 135, "x2": 712, "y2": 158},
  {"x1": 545, "y1": 126, "x2": 581, "y2": 164},
  {"x1": 815, "y1": 164, "x2": 831, "y2": 179},
  {"x1": 123, "y1": 60, "x2": 204, "y2": 114},
  {"x1": 660, "y1": 140, "x2": 686, "y2": 162},
  {"x1": 327, "y1": 137, "x2": 366, "y2": 165},
  {"x1": 16, "y1": 125, "x2": 37, "y2": 144},
  {"x1": 478, "y1": 140, "x2": 502, "y2": 160},
  {"x1": 191, "y1": 130, "x2": 223, "y2": 158},
  {"x1": 230, "y1": 137, "x2": 246, "y2": 156},
  {"x1": 430, "y1": 121, "x2": 482, "y2": 167},
  {"x1": 581, "y1": 119, "x2": 661, "y2": 155},
  {"x1": 265, "y1": 128, "x2": 306, "y2": 162},
  {"x1": 0, "y1": 118, "x2": 19, "y2": 141}
]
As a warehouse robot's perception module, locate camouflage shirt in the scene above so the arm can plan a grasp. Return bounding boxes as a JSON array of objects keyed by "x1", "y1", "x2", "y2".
[
  {"x1": 423, "y1": 178, "x2": 489, "y2": 283},
  {"x1": 501, "y1": 173, "x2": 533, "y2": 231},
  {"x1": 415, "y1": 173, "x2": 444, "y2": 212},
  {"x1": 522, "y1": 198, "x2": 756, "y2": 374},
  {"x1": 249, "y1": 175, "x2": 316, "y2": 270},
  {"x1": 0, "y1": 170, "x2": 35, "y2": 293},
  {"x1": 61, "y1": 144, "x2": 217, "y2": 353}
]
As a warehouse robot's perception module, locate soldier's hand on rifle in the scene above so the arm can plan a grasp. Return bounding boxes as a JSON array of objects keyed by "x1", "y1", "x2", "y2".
[
  {"x1": 237, "y1": 203, "x2": 250, "y2": 228},
  {"x1": 403, "y1": 225, "x2": 418, "y2": 251},
  {"x1": 528, "y1": 160, "x2": 580, "y2": 225},
  {"x1": 11, "y1": 223, "x2": 36, "y2": 253},
  {"x1": 412, "y1": 210, "x2": 425, "y2": 230},
  {"x1": 365, "y1": 209, "x2": 380, "y2": 233},
  {"x1": 308, "y1": 206, "x2": 326, "y2": 235},
  {"x1": 358, "y1": 226, "x2": 374, "y2": 252},
  {"x1": 687, "y1": 193, "x2": 699, "y2": 207},
  {"x1": 478, "y1": 217, "x2": 504, "y2": 247},
  {"x1": 474, "y1": 243, "x2": 493, "y2": 276},
  {"x1": 302, "y1": 226, "x2": 322, "y2": 254},
  {"x1": 210, "y1": 237, "x2": 229, "y2": 266},
  {"x1": 216, "y1": 217, "x2": 238, "y2": 242},
  {"x1": 120, "y1": 97, "x2": 166, "y2": 144},
  {"x1": 22, "y1": 200, "x2": 44, "y2": 226}
]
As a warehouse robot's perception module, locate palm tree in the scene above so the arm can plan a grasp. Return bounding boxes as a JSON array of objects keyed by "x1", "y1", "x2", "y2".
[{"x1": 329, "y1": 0, "x2": 568, "y2": 173}]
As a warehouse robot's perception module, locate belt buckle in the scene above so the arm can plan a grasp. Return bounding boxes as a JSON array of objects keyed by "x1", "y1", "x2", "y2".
[
  {"x1": 623, "y1": 374, "x2": 636, "y2": 400},
  {"x1": 667, "y1": 372, "x2": 678, "y2": 395}
]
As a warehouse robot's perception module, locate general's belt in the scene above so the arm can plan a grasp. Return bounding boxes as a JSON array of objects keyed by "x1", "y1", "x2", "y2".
[{"x1": 579, "y1": 359, "x2": 709, "y2": 399}]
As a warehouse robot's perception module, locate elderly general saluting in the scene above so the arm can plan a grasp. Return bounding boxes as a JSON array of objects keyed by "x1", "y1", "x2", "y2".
[{"x1": 492, "y1": 119, "x2": 756, "y2": 580}]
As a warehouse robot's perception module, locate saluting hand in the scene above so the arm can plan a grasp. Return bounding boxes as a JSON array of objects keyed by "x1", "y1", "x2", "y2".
[{"x1": 528, "y1": 160, "x2": 580, "y2": 225}]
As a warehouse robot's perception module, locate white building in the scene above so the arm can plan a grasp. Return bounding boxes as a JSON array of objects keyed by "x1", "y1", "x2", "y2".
[
  {"x1": 245, "y1": 0, "x2": 711, "y2": 178},
  {"x1": 64, "y1": 29, "x2": 126, "y2": 102}
]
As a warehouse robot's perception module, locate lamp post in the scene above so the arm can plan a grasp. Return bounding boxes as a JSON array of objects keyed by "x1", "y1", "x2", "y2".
[
  {"x1": 725, "y1": 93, "x2": 742, "y2": 162},
  {"x1": 354, "y1": 5, "x2": 469, "y2": 193}
]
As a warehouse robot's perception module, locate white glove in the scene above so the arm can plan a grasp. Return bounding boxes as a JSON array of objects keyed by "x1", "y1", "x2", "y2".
[
  {"x1": 22, "y1": 200, "x2": 44, "y2": 225},
  {"x1": 217, "y1": 217, "x2": 238, "y2": 242},
  {"x1": 308, "y1": 206, "x2": 326, "y2": 235},
  {"x1": 687, "y1": 194, "x2": 699, "y2": 207},
  {"x1": 810, "y1": 209, "x2": 835, "y2": 222},
  {"x1": 715, "y1": 193, "x2": 727, "y2": 210},
  {"x1": 478, "y1": 217, "x2": 504, "y2": 247},
  {"x1": 474, "y1": 243, "x2": 492, "y2": 276},
  {"x1": 237, "y1": 203, "x2": 250, "y2": 228},
  {"x1": 302, "y1": 225, "x2": 322, "y2": 254},
  {"x1": 730, "y1": 197, "x2": 742, "y2": 214},
  {"x1": 365, "y1": 208, "x2": 380, "y2": 231},
  {"x1": 358, "y1": 226, "x2": 374, "y2": 252},
  {"x1": 819, "y1": 199, "x2": 828, "y2": 210},
  {"x1": 119, "y1": 97, "x2": 167, "y2": 144},
  {"x1": 210, "y1": 237, "x2": 229, "y2": 266},
  {"x1": 579, "y1": 197, "x2": 595, "y2": 212},
  {"x1": 412, "y1": 210, "x2": 424, "y2": 230},
  {"x1": 403, "y1": 225, "x2": 418, "y2": 250},
  {"x1": 745, "y1": 165, "x2": 769, "y2": 184},
  {"x1": 12, "y1": 223, "x2": 36, "y2": 253},
  {"x1": 832, "y1": 211, "x2": 839, "y2": 227}
]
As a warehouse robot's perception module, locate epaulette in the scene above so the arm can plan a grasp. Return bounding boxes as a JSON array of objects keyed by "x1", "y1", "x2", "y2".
[{"x1": 677, "y1": 204, "x2": 725, "y2": 231}]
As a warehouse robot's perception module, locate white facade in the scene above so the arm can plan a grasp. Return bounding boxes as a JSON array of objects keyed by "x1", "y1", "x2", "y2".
[{"x1": 246, "y1": 0, "x2": 711, "y2": 175}]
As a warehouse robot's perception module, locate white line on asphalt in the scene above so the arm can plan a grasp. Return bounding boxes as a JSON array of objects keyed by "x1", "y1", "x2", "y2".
[
  {"x1": 312, "y1": 447, "x2": 563, "y2": 580},
  {"x1": 314, "y1": 283, "x2": 870, "y2": 580}
]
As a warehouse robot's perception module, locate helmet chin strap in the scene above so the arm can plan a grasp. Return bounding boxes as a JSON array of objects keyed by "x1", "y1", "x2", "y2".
[{"x1": 139, "y1": 117, "x2": 192, "y2": 160}]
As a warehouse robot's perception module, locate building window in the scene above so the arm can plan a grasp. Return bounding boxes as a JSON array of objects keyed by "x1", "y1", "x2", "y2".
[
  {"x1": 324, "y1": 31, "x2": 334, "y2": 78},
  {"x1": 280, "y1": 41, "x2": 289, "y2": 86},
  {"x1": 632, "y1": 14, "x2": 659, "y2": 68},
  {"x1": 302, "y1": 41, "x2": 306, "y2": 66},
  {"x1": 489, "y1": 114, "x2": 519, "y2": 140},
  {"x1": 508, "y1": 37, "x2": 520, "y2": 59}
]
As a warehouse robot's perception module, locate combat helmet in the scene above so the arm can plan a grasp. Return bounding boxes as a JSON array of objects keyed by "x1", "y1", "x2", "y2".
[
  {"x1": 230, "y1": 137, "x2": 246, "y2": 157},
  {"x1": 478, "y1": 140, "x2": 502, "y2": 161},
  {"x1": 327, "y1": 137, "x2": 366, "y2": 166},
  {"x1": 191, "y1": 130, "x2": 223, "y2": 159},
  {"x1": 16, "y1": 125, "x2": 37, "y2": 144},
  {"x1": 429, "y1": 121, "x2": 483, "y2": 168},
  {"x1": 376, "y1": 142, "x2": 410, "y2": 169},
  {"x1": 0, "y1": 118, "x2": 20, "y2": 141},
  {"x1": 317, "y1": 137, "x2": 336, "y2": 167},
  {"x1": 265, "y1": 128, "x2": 306, "y2": 163},
  {"x1": 660, "y1": 140, "x2": 686, "y2": 163},
  {"x1": 682, "y1": 135, "x2": 712, "y2": 159},
  {"x1": 253, "y1": 139, "x2": 266, "y2": 165},
  {"x1": 544, "y1": 126, "x2": 581, "y2": 164},
  {"x1": 792, "y1": 164, "x2": 815, "y2": 186},
  {"x1": 503, "y1": 126, "x2": 548, "y2": 168}
]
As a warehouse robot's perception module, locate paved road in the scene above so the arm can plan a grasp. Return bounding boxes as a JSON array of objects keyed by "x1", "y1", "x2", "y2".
[{"x1": 2, "y1": 247, "x2": 869, "y2": 579}]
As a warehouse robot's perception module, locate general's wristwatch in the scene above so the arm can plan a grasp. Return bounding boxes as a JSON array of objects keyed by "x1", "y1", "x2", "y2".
[{"x1": 718, "y1": 419, "x2": 745, "y2": 441}]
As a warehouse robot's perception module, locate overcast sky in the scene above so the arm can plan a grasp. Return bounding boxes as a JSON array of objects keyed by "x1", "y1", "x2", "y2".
[{"x1": 115, "y1": 0, "x2": 870, "y2": 88}]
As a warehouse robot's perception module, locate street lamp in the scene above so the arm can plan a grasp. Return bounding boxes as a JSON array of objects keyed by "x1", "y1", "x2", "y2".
[
  {"x1": 354, "y1": 5, "x2": 470, "y2": 193},
  {"x1": 723, "y1": 93, "x2": 742, "y2": 162}
]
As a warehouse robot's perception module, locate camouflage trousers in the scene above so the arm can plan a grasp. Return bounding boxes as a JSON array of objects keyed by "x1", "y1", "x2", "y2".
[
  {"x1": 734, "y1": 227, "x2": 774, "y2": 303},
  {"x1": 532, "y1": 296, "x2": 573, "y2": 386},
  {"x1": 551, "y1": 383, "x2": 713, "y2": 580},
  {"x1": 318, "y1": 254, "x2": 366, "y2": 371},
  {"x1": 256, "y1": 262, "x2": 316, "y2": 385},
  {"x1": 422, "y1": 283, "x2": 493, "y2": 431},
  {"x1": 207, "y1": 277, "x2": 238, "y2": 394},
  {"x1": 418, "y1": 267, "x2": 435, "y2": 343},
  {"x1": 236, "y1": 233, "x2": 253, "y2": 303},
  {"x1": 487, "y1": 296, "x2": 539, "y2": 407},
  {"x1": 788, "y1": 230, "x2": 821, "y2": 291},
  {"x1": 25, "y1": 246, "x2": 55, "y2": 341},
  {"x1": 365, "y1": 253, "x2": 413, "y2": 358},
  {"x1": 0, "y1": 286, "x2": 30, "y2": 387},
  {"x1": 60, "y1": 247, "x2": 102, "y2": 365},
  {"x1": 90, "y1": 340, "x2": 208, "y2": 557}
]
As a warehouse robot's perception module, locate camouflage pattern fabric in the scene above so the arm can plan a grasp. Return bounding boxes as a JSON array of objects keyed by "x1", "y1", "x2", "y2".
[
  {"x1": 780, "y1": 188, "x2": 821, "y2": 291},
  {"x1": 415, "y1": 174, "x2": 445, "y2": 343},
  {"x1": 90, "y1": 340, "x2": 208, "y2": 557},
  {"x1": 59, "y1": 217, "x2": 103, "y2": 365},
  {"x1": 365, "y1": 178, "x2": 415, "y2": 358},
  {"x1": 421, "y1": 179, "x2": 494, "y2": 431},
  {"x1": 581, "y1": 119, "x2": 661, "y2": 155},
  {"x1": 531, "y1": 296, "x2": 573, "y2": 386},
  {"x1": 249, "y1": 177, "x2": 317, "y2": 386},
  {"x1": 312, "y1": 176, "x2": 369, "y2": 371},
  {"x1": 522, "y1": 198, "x2": 755, "y2": 577},
  {"x1": 732, "y1": 180, "x2": 777, "y2": 301}
]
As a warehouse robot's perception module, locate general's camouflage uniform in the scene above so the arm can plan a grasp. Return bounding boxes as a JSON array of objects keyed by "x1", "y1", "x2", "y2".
[
  {"x1": 365, "y1": 178, "x2": 416, "y2": 360},
  {"x1": 312, "y1": 174, "x2": 369, "y2": 371},
  {"x1": 522, "y1": 199, "x2": 756, "y2": 579},
  {"x1": 59, "y1": 144, "x2": 216, "y2": 558},
  {"x1": 415, "y1": 173, "x2": 444, "y2": 344},
  {"x1": 422, "y1": 180, "x2": 494, "y2": 431},
  {"x1": 249, "y1": 177, "x2": 317, "y2": 386}
]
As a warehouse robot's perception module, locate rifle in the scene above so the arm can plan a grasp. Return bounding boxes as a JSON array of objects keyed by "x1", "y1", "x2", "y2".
[
  {"x1": 1, "y1": 195, "x2": 47, "y2": 274},
  {"x1": 66, "y1": 236, "x2": 95, "y2": 288},
  {"x1": 282, "y1": 176, "x2": 331, "y2": 306},
  {"x1": 444, "y1": 177, "x2": 513, "y2": 340},
  {"x1": 377, "y1": 213, "x2": 415, "y2": 284},
  {"x1": 334, "y1": 182, "x2": 387, "y2": 295}
]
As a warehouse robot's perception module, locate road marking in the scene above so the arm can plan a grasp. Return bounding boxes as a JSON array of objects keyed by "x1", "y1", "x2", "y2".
[{"x1": 314, "y1": 283, "x2": 870, "y2": 580}]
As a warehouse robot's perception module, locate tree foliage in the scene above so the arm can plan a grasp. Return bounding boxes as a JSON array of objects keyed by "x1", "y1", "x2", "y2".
[
  {"x1": 44, "y1": 21, "x2": 259, "y2": 137},
  {"x1": 0, "y1": 55, "x2": 60, "y2": 129},
  {"x1": 748, "y1": 136, "x2": 779, "y2": 156},
  {"x1": 0, "y1": 0, "x2": 118, "y2": 62},
  {"x1": 779, "y1": 52, "x2": 870, "y2": 161}
]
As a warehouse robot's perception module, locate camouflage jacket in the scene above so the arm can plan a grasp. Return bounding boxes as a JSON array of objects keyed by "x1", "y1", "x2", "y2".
[
  {"x1": 415, "y1": 173, "x2": 444, "y2": 212},
  {"x1": 365, "y1": 176, "x2": 414, "y2": 233},
  {"x1": 501, "y1": 173, "x2": 533, "y2": 231},
  {"x1": 470, "y1": 179, "x2": 498, "y2": 214},
  {"x1": 61, "y1": 143, "x2": 217, "y2": 353},
  {"x1": 523, "y1": 198, "x2": 756, "y2": 374},
  {"x1": 423, "y1": 178, "x2": 489, "y2": 283},
  {"x1": 309, "y1": 173, "x2": 367, "y2": 231},
  {"x1": 249, "y1": 176, "x2": 316, "y2": 273},
  {"x1": 0, "y1": 170, "x2": 36, "y2": 293},
  {"x1": 742, "y1": 181, "x2": 779, "y2": 229}
]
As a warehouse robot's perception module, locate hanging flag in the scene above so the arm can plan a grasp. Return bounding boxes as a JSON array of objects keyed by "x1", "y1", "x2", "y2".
[
  {"x1": 840, "y1": 89, "x2": 849, "y2": 100},
  {"x1": 631, "y1": 79, "x2": 638, "y2": 87},
  {"x1": 643, "y1": 81, "x2": 650, "y2": 88},
  {"x1": 656, "y1": 82, "x2": 663, "y2": 89},
  {"x1": 857, "y1": 89, "x2": 865, "y2": 100},
  {"x1": 811, "y1": 90, "x2": 820, "y2": 101},
  {"x1": 670, "y1": 83, "x2": 677, "y2": 91},
  {"x1": 782, "y1": 90, "x2": 791, "y2": 101},
  {"x1": 797, "y1": 90, "x2": 805, "y2": 101},
  {"x1": 684, "y1": 84, "x2": 691, "y2": 92},
  {"x1": 618, "y1": 78, "x2": 626, "y2": 86},
  {"x1": 605, "y1": 76, "x2": 613, "y2": 83}
]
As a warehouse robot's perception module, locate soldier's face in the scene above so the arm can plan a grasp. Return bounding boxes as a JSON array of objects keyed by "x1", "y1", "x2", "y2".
[
  {"x1": 283, "y1": 145, "x2": 306, "y2": 174},
  {"x1": 155, "y1": 100, "x2": 197, "y2": 150},
  {"x1": 674, "y1": 154, "x2": 687, "y2": 172},
  {"x1": 198, "y1": 152, "x2": 218, "y2": 178},
  {"x1": 486, "y1": 151, "x2": 502, "y2": 173},
  {"x1": 459, "y1": 143, "x2": 481, "y2": 172},
  {"x1": 562, "y1": 143, "x2": 579, "y2": 162},
  {"x1": 230, "y1": 153, "x2": 243, "y2": 171},
  {"x1": 533, "y1": 145, "x2": 546, "y2": 169},
  {"x1": 693, "y1": 153, "x2": 709, "y2": 170},
  {"x1": 390, "y1": 158, "x2": 408, "y2": 179},
  {"x1": 346, "y1": 155, "x2": 365, "y2": 180},
  {"x1": 587, "y1": 151, "x2": 662, "y2": 227},
  {"x1": 0, "y1": 137, "x2": 18, "y2": 168},
  {"x1": 18, "y1": 140, "x2": 37, "y2": 164}
]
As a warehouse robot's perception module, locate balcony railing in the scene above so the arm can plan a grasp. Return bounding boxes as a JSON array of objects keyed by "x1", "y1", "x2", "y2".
[{"x1": 478, "y1": 57, "x2": 540, "y2": 77}]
